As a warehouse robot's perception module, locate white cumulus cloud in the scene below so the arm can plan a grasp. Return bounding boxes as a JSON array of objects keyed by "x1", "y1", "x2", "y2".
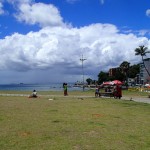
[
  {"x1": 0, "y1": 2, "x2": 4, "y2": 15},
  {"x1": 7, "y1": 0, "x2": 33, "y2": 5},
  {"x1": 146, "y1": 9, "x2": 150, "y2": 17},
  {"x1": 100, "y1": 0, "x2": 105, "y2": 5},
  {"x1": 14, "y1": 2, "x2": 64, "y2": 27},
  {"x1": 0, "y1": 1, "x2": 150, "y2": 83},
  {"x1": 0, "y1": 23, "x2": 150, "y2": 81}
]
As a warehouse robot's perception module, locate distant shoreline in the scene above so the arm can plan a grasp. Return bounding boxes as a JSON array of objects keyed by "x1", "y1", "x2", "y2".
[{"x1": 0, "y1": 83, "x2": 90, "y2": 91}]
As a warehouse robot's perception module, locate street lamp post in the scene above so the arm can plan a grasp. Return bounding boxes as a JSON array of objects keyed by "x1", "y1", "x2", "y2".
[{"x1": 80, "y1": 54, "x2": 87, "y2": 91}]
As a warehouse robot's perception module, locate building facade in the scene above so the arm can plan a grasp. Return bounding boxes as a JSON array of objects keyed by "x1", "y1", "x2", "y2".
[
  {"x1": 109, "y1": 68, "x2": 117, "y2": 76},
  {"x1": 139, "y1": 58, "x2": 150, "y2": 84}
]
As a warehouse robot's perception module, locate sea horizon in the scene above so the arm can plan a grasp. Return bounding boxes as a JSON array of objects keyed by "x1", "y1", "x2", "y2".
[{"x1": 0, "y1": 83, "x2": 86, "y2": 91}]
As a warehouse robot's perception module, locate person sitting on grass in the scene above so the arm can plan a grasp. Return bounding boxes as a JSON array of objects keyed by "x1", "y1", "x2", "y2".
[{"x1": 29, "y1": 90, "x2": 37, "y2": 98}]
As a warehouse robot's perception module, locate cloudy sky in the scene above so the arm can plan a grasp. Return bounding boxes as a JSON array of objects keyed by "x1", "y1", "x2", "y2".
[{"x1": 0, "y1": 0, "x2": 150, "y2": 84}]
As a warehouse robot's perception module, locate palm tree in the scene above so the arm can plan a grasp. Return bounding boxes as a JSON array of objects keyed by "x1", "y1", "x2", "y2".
[{"x1": 135, "y1": 45, "x2": 150, "y2": 77}]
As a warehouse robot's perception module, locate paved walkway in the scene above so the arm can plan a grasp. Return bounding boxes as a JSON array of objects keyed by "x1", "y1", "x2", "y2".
[
  {"x1": 0, "y1": 93, "x2": 150, "y2": 104},
  {"x1": 122, "y1": 96, "x2": 150, "y2": 104}
]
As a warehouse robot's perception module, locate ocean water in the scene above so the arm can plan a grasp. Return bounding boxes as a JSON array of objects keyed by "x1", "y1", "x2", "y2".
[{"x1": 0, "y1": 83, "x2": 85, "y2": 91}]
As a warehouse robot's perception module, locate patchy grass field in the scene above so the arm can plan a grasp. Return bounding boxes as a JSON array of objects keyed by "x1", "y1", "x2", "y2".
[{"x1": 0, "y1": 91, "x2": 150, "y2": 150}]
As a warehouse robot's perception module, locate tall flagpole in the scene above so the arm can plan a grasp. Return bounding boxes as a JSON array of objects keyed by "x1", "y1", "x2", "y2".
[{"x1": 80, "y1": 54, "x2": 87, "y2": 91}]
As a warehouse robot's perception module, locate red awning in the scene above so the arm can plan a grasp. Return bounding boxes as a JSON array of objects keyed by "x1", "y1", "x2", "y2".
[
  {"x1": 103, "y1": 80, "x2": 123, "y2": 86},
  {"x1": 112, "y1": 80, "x2": 123, "y2": 85},
  {"x1": 102, "y1": 81, "x2": 113, "y2": 85}
]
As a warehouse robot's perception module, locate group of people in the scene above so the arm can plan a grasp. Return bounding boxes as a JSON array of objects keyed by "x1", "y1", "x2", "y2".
[
  {"x1": 95, "y1": 85, "x2": 122, "y2": 99},
  {"x1": 28, "y1": 83, "x2": 122, "y2": 99},
  {"x1": 29, "y1": 83, "x2": 68, "y2": 98}
]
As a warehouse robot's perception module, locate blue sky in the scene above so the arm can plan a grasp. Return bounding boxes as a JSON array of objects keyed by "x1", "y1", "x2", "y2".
[
  {"x1": 1, "y1": 0, "x2": 150, "y2": 37},
  {"x1": 0, "y1": 0, "x2": 150, "y2": 84}
]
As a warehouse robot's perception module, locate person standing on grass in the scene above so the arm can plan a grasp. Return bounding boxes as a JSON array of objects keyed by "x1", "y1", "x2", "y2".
[
  {"x1": 63, "y1": 83, "x2": 68, "y2": 96},
  {"x1": 114, "y1": 85, "x2": 122, "y2": 99},
  {"x1": 95, "y1": 87, "x2": 99, "y2": 97},
  {"x1": 95, "y1": 86, "x2": 101, "y2": 97},
  {"x1": 117, "y1": 85, "x2": 122, "y2": 99}
]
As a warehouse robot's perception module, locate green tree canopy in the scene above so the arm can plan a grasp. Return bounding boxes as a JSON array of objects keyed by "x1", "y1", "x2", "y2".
[
  {"x1": 128, "y1": 64, "x2": 140, "y2": 78},
  {"x1": 98, "y1": 71, "x2": 109, "y2": 84},
  {"x1": 86, "y1": 78, "x2": 93, "y2": 85}
]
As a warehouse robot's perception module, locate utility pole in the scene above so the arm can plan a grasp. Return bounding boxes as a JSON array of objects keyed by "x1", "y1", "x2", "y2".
[{"x1": 80, "y1": 54, "x2": 87, "y2": 91}]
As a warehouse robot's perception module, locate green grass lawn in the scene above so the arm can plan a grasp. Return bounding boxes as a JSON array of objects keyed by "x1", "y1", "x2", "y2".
[{"x1": 0, "y1": 91, "x2": 150, "y2": 150}]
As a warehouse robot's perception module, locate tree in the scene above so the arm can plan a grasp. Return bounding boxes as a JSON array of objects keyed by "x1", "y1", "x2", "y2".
[
  {"x1": 98, "y1": 71, "x2": 109, "y2": 84},
  {"x1": 120, "y1": 61, "x2": 130, "y2": 74},
  {"x1": 113, "y1": 69, "x2": 125, "y2": 81},
  {"x1": 135, "y1": 45, "x2": 150, "y2": 77},
  {"x1": 86, "y1": 78, "x2": 93, "y2": 85},
  {"x1": 120, "y1": 61, "x2": 130, "y2": 83},
  {"x1": 128, "y1": 64, "x2": 140, "y2": 78}
]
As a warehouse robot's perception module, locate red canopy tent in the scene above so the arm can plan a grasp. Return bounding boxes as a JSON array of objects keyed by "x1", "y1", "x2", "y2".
[
  {"x1": 102, "y1": 81, "x2": 113, "y2": 85},
  {"x1": 112, "y1": 80, "x2": 123, "y2": 85},
  {"x1": 103, "y1": 80, "x2": 123, "y2": 86}
]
